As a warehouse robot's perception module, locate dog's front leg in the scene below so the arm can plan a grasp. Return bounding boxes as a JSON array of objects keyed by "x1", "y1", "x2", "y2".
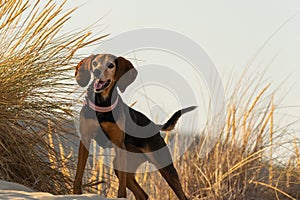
[
  {"x1": 114, "y1": 142, "x2": 127, "y2": 197},
  {"x1": 73, "y1": 140, "x2": 90, "y2": 194},
  {"x1": 101, "y1": 122, "x2": 127, "y2": 198}
]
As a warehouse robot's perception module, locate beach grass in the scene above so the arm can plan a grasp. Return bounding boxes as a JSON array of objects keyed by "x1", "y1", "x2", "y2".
[{"x1": 0, "y1": 0, "x2": 105, "y2": 194}]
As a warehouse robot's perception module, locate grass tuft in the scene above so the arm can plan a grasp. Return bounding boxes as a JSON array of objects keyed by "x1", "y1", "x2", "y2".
[{"x1": 0, "y1": 0, "x2": 105, "y2": 194}]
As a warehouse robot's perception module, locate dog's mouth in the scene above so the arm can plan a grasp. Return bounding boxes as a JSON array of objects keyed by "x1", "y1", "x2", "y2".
[{"x1": 94, "y1": 79, "x2": 111, "y2": 93}]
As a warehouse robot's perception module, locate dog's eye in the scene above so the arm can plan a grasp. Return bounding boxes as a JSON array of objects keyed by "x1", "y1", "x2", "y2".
[
  {"x1": 92, "y1": 61, "x2": 97, "y2": 66},
  {"x1": 107, "y1": 63, "x2": 114, "y2": 69}
]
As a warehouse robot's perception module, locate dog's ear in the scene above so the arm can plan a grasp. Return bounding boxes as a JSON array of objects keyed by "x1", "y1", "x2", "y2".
[
  {"x1": 75, "y1": 55, "x2": 94, "y2": 87},
  {"x1": 115, "y1": 57, "x2": 138, "y2": 93}
]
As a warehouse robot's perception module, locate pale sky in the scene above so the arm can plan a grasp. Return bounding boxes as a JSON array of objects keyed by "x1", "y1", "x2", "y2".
[{"x1": 48, "y1": 0, "x2": 300, "y2": 133}]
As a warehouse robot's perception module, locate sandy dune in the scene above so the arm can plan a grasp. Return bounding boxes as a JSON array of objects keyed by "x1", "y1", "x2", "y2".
[{"x1": 0, "y1": 180, "x2": 127, "y2": 200}]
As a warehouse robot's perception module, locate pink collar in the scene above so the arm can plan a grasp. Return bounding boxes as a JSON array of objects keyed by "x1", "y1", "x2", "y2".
[{"x1": 85, "y1": 96, "x2": 119, "y2": 112}]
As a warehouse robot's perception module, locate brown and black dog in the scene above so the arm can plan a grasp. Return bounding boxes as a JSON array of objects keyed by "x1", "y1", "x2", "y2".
[{"x1": 73, "y1": 54, "x2": 196, "y2": 200}]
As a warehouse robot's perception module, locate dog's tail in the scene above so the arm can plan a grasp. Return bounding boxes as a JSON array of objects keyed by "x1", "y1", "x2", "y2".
[{"x1": 161, "y1": 106, "x2": 197, "y2": 131}]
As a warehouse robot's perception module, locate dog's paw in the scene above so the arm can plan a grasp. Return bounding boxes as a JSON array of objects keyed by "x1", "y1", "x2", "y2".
[{"x1": 73, "y1": 185, "x2": 83, "y2": 194}]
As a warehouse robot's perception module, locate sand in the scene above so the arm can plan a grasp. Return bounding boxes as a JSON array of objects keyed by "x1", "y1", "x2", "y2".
[{"x1": 0, "y1": 180, "x2": 127, "y2": 200}]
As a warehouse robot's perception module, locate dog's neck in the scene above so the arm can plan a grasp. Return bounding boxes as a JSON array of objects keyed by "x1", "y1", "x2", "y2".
[{"x1": 87, "y1": 84, "x2": 119, "y2": 107}]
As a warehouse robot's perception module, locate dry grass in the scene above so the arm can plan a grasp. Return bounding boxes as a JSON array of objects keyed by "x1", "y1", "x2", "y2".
[
  {"x1": 0, "y1": 0, "x2": 105, "y2": 194},
  {"x1": 134, "y1": 73, "x2": 300, "y2": 200}
]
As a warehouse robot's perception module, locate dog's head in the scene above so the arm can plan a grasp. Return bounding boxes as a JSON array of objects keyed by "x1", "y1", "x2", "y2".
[{"x1": 75, "y1": 54, "x2": 137, "y2": 94}]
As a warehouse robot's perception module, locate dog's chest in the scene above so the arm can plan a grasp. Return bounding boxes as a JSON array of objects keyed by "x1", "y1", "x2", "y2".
[{"x1": 95, "y1": 111, "x2": 115, "y2": 123}]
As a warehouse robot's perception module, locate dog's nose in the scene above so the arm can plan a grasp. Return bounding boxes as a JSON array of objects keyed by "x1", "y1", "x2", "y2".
[{"x1": 93, "y1": 69, "x2": 101, "y2": 77}]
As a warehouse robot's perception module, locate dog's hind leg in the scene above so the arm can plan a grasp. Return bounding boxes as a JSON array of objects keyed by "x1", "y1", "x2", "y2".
[
  {"x1": 126, "y1": 173, "x2": 149, "y2": 200},
  {"x1": 114, "y1": 165, "x2": 148, "y2": 200},
  {"x1": 158, "y1": 164, "x2": 188, "y2": 200},
  {"x1": 125, "y1": 145, "x2": 149, "y2": 200},
  {"x1": 145, "y1": 136, "x2": 188, "y2": 200}
]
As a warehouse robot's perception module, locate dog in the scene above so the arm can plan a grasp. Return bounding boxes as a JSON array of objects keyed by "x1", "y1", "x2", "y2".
[{"x1": 73, "y1": 54, "x2": 196, "y2": 200}]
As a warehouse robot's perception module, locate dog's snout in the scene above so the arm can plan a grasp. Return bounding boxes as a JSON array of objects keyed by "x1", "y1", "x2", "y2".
[{"x1": 93, "y1": 69, "x2": 101, "y2": 77}]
